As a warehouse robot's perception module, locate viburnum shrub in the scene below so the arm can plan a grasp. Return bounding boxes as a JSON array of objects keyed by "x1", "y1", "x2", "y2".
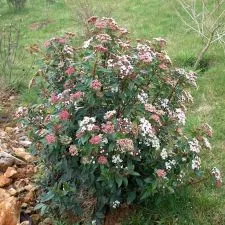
[{"x1": 24, "y1": 17, "x2": 221, "y2": 224}]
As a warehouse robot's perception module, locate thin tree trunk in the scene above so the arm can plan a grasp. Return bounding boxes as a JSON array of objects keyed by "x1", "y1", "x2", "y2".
[{"x1": 193, "y1": 27, "x2": 218, "y2": 70}]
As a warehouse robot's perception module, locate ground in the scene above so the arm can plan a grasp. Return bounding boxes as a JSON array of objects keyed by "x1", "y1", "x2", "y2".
[{"x1": 0, "y1": 0, "x2": 225, "y2": 224}]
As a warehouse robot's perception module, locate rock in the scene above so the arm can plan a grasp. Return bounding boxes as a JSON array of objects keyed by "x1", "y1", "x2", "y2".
[
  {"x1": 8, "y1": 188, "x2": 17, "y2": 196},
  {"x1": 21, "y1": 203, "x2": 28, "y2": 208},
  {"x1": 43, "y1": 218, "x2": 52, "y2": 225},
  {"x1": 24, "y1": 184, "x2": 35, "y2": 191},
  {"x1": 0, "y1": 188, "x2": 10, "y2": 201},
  {"x1": 4, "y1": 166, "x2": 17, "y2": 178},
  {"x1": 14, "y1": 178, "x2": 29, "y2": 189},
  {"x1": 31, "y1": 214, "x2": 41, "y2": 225},
  {"x1": 0, "y1": 175, "x2": 12, "y2": 187},
  {"x1": 19, "y1": 140, "x2": 32, "y2": 148},
  {"x1": 9, "y1": 95, "x2": 16, "y2": 101},
  {"x1": 5, "y1": 127, "x2": 14, "y2": 133},
  {"x1": 0, "y1": 151, "x2": 26, "y2": 172},
  {"x1": 0, "y1": 152, "x2": 14, "y2": 171},
  {"x1": 20, "y1": 221, "x2": 29, "y2": 225},
  {"x1": 0, "y1": 196, "x2": 21, "y2": 225},
  {"x1": 23, "y1": 190, "x2": 35, "y2": 203},
  {"x1": 13, "y1": 147, "x2": 34, "y2": 162}
]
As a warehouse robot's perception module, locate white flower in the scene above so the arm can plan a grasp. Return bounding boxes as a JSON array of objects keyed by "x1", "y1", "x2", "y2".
[
  {"x1": 160, "y1": 98, "x2": 169, "y2": 109},
  {"x1": 192, "y1": 156, "x2": 201, "y2": 170},
  {"x1": 102, "y1": 138, "x2": 108, "y2": 144},
  {"x1": 212, "y1": 167, "x2": 222, "y2": 182},
  {"x1": 138, "y1": 91, "x2": 148, "y2": 104},
  {"x1": 104, "y1": 110, "x2": 116, "y2": 120},
  {"x1": 112, "y1": 154, "x2": 123, "y2": 164},
  {"x1": 112, "y1": 200, "x2": 120, "y2": 208},
  {"x1": 165, "y1": 159, "x2": 176, "y2": 170},
  {"x1": 189, "y1": 138, "x2": 200, "y2": 153},
  {"x1": 203, "y1": 137, "x2": 212, "y2": 150},
  {"x1": 83, "y1": 37, "x2": 93, "y2": 48},
  {"x1": 175, "y1": 108, "x2": 186, "y2": 125},
  {"x1": 160, "y1": 148, "x2": 168, "y2": 160}
]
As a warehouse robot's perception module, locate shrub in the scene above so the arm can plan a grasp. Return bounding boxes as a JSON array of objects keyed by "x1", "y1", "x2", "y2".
[
  {"x1": 7, "y1": 0, "x2": 26, "y2": 10},
  {"x1": 24, "y1": 17, "x2": 219, "y2": 224}
]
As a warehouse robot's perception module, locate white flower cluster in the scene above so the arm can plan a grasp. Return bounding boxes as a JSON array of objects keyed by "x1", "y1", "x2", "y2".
[
  {"x1": 165, "y1": 159, "x2": 176, "y2": 170},
  {"x1": 104, "y1": 110, "x2": 116, "y2": 120},
  {"x1": 112, "y1": 154, "x2": 123, "y2": 164},
  {"x1": 79, "y1": 116, "x2": 96, "y2": 132},
  {"x1": 139, "y1": 117, "x2": 160, "y2": 150},
  {"x1": 137, "y1": 43, "x2": 156, "y2": 63},
  {"x1": 175, "y1": 108, "x2": 186, "y2": 125},
  {"x1": 212, "y1": 167, "x2": 222, "y2": 182},
  {"x1": 180, "y1": 90, "x2": 193, "y2": 103},
  {"x1": 192, "y1": 156, "x2": 201, "y2": 170},
  {"x1": 160, "y1": 98, "x2": 169, "y2": 109},
  {"x1": 107, "y1": 55, "x2": 134, "y2": 79},
  {"x1": 137, "y1": 90, "x2": 148, "y2": 104},
  {"x1": 112, "y1": 200, "x2": 120, "y2": 208},
  {"x1": 160, "y1": 148, "x2": 168, "y2": 160},
  {"x1": 188, "y1": 138, "x2": 200, "y2": 153},
  {"x1": 203, "y1": 137, "x2": 212, "y2": 150},
  {"x1": 177, "y1": 170, "x2": 185, "y2": 183}
]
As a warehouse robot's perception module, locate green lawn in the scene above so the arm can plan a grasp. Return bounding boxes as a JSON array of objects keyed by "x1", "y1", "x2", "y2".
[{"x1": 1, "y1": 0, "x2": 225, "y2": 224}]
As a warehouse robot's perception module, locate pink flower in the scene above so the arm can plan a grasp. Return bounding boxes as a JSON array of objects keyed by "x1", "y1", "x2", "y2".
[
  {"x1": 98, "y1": 156, "x2": 108, "y2": 165},
  {"x1": 156, "y1": 169, "x2": 167, "y2": 178},
  {"x1": 65, "y1": 67, "x2": 75, "y2": 76},
  {"x1": 55, "y1": 37, "x2": 66, "y2": 44},
  {"x1": 89, "y1": 135, "x2": 102, "y2": 145},
  {"x1": 44, "y1": 40, "x2": 51, "y2": 48},
  {"x1": 87, "y1": 16, "x2": 98, "y2": 24},
  {"x1": 69, "y1": 145, "x2": 78, "y2": 156},
  {"x1": 76, "y1": 131, "x2": 84, "y2": 139},
  {"x1": 101, "y1": 121, "x2": 114, "y2": 134},
  {"x1": 90, "y1": 80, "x2": 102, "y2": 90},
  {"x1": 70, "y1": 91, "x2": 84, "y2": 100},
  {"x1": 59, "y1": 110, "x2": 70, "y2": 121},
  {"x1": 139, "y1": 52, "x2": 154, "y2": 63},
  {"x1": 95, "y1": 45, "x2": 108, "y2": 53},
  {"x1": 159, "y1": 64, "x2": 168, "y2": 70},
  {"x1": 95, "y1": 21, "x2": 107, "y2": 29},
  {"x1": 151, "y1": 114, "x2": 162, "y2": 126},
  {"x1": 45, "y1": 134, "x2": 56, "y2": 144},
  {"x1": 50, "y1": 93, "x2": 59, "y2": 104}
]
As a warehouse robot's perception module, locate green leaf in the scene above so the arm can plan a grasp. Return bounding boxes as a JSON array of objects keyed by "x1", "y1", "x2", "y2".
[
  {"x1": 115, "y1": 176, "x2": 123, "y2": 187},
  {"x1": 127, "y1": 191, "x2": 136, "y2": 204},
  {"x1": 41, "y1": 191, "x2": 55, "y2": 202}
]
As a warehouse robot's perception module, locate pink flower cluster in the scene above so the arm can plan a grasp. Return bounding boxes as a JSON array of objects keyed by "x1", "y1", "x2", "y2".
[
  {"x1": 65, "y1": 67, "x2": 75, "y2": 76},
  {"x1": 59, "y1": 110, "x2": 70, "y2": 121},
  {"x1": 90, "y1": 80, "x2": 102, "y2": 90},
  {"x1": 156, "y1": 169, "x2": 167, "y2": 178},
  {"x1": 45, "y1": 134, "x2": 56, "y2": 144},
  {"x1": 70, "y1": 91, "x2": 84, "y2": 100},
  {"x1": 137, "y1": 43, "x2": 156, "y2": 64},
  {"x1": 101, "y1": 121, "x2": 115, "y2": 134},
  {"x1": 89, "y1": 135, "x2": 102, "y2": 145},
  {"x1": 98, "y1": 156, "x2": 108, "y2": 165}
]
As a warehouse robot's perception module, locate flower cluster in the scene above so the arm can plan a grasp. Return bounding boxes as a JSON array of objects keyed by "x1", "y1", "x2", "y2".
[{"x1": 24, "y1": 17, "x2": 219, "y2": 224}]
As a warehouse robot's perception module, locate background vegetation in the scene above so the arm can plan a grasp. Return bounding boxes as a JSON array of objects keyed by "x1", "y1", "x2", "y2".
[{"x1": 0, "y1": 0, "x2": 225, "y2": 224}]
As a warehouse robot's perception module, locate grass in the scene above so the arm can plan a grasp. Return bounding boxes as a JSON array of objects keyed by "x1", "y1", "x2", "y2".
[{"x1": 1, "y1": 0, "x2": 225, "y2": 224}]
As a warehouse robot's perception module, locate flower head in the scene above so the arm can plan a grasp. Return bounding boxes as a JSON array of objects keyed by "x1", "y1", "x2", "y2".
[
  {"x1": 45, "y1": 134, "x2": 56, "y2": 144},
  {"x1": 98, "y1": 156, "x2": 108, "y2": 165},
  {"x1": 89, "y1": 135, "x2": 102, "y2": 145},
  {"x1": 59, "y1": 110, "x2": 70, "y2": 121},
  {"x1": 65, "y1": 67, "x2": 75, "y2": 76},
  {"x1": 90, "y1": 80, "x2": 102, "y2": 90}
]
